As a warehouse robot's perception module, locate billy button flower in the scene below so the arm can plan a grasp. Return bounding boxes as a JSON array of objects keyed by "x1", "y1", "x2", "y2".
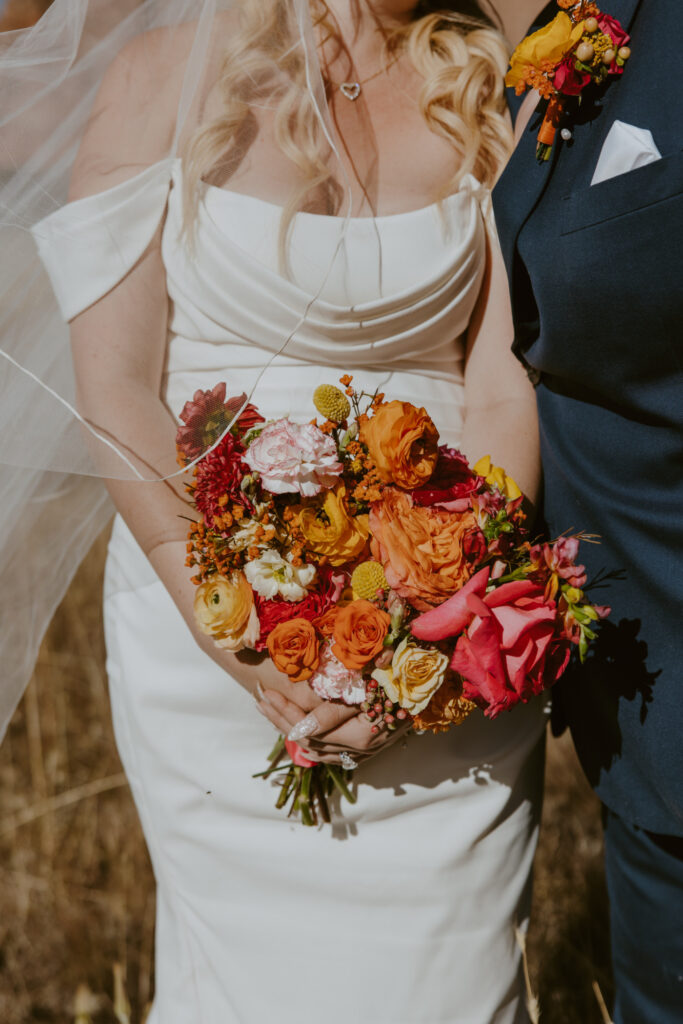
[
  {"x1": 313, "y1": 384, "x2": 351, "y2": 424},
  {"x1": 350, "y1": 561, "x2": 388, "y2": 602}
]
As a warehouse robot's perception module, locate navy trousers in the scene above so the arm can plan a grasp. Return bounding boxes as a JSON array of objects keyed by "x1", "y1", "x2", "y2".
[{"x1": 604, "y1": 807, "x2": 683, "y2": 1023}]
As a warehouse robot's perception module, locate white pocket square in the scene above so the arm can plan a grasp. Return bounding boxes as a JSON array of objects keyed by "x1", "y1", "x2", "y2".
[{"x1": 591, "y1": 119, "x2": 662, "y2": 186}]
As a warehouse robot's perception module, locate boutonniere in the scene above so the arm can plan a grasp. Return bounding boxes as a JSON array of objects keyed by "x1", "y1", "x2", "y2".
[{"x1": 506, "y1": 1, "x2": 632, "y2": 161}]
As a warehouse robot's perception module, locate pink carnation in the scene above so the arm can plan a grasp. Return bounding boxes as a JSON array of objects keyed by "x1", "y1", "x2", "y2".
[
  {"x1": 309, "y1": 645, "x2": 366, "y2": 706},
  {"x1": 244, "y1": 419, "x2": 343, "y2": 496}
]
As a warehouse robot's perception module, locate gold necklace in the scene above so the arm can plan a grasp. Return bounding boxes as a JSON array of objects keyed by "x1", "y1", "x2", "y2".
[{"x1": 327, "y1": 54, "x2": 400, "y2": 102}]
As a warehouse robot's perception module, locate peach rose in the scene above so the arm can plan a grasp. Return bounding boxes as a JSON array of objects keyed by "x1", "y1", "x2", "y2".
[
  {"x1": 267, "y1": 618, "x2": 320, "y2": 682},
  {"x1": 194, "y1": 572, "x2": 260, "y2": 652},
  {"x1": 412, "y1": 675, "x2": 477, "y2": 733},
  {"x1": 332, "y1": 600, "x2": 391, "y2": 671},
  {"x1": 369, "y1": 488, "x2": 477, "y2": 610},
  {"x1": 360, "y1": 401, "x2": 439, "y2": 489},
  {"x1": 298, "y1": 482, "x2": 369, "y2": 567}
]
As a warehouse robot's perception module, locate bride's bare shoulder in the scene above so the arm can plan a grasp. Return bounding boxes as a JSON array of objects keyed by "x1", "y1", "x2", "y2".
[{"x1": 71, "y1": 15, "x2": 236, "y2": 197}]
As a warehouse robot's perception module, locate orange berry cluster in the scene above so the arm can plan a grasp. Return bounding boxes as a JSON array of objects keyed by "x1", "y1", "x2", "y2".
[
  {"x1": 345, "y1": 439, "x2": 385, "y2": 505},
  {"x1": 185, "y1": 520, "x2": 239, "y2": 584}
]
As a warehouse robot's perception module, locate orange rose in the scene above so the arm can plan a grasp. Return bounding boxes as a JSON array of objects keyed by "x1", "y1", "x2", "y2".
[
  {"x1": 267, "y1": 618, "x2": 320, "y2": 682},
  {"x1": 314, "y1": 605, "x2": 340, "y2": 638},
  {"x1": 369, "y1": 488, "x2": 477, "y2": 610},
  {"x1": 332, "y1": 600, "x2": 391, "y2": 671},
  {"x1": 360, "y1": 400, "x2": 439, "y2": 489}
]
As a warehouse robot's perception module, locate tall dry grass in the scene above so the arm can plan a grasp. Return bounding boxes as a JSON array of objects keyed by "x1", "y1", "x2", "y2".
[{"x1": 0, "y1": 533, "x2": 614, "y2": 1022}]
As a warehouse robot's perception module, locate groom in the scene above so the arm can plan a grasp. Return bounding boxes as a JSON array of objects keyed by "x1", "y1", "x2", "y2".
[{"x1": 492, "y1": 1, "x2": 683, "y2": 1021}]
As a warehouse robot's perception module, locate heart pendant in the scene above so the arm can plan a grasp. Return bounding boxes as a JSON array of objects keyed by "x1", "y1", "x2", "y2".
[{"x1": 340, "y1": 82, "x2": 361, "y2": 101}]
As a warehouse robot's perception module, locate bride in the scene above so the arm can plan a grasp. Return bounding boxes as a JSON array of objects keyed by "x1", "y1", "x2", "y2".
[{"x1": 2, "y1": 0, "x2": 544, "y2": 1020}]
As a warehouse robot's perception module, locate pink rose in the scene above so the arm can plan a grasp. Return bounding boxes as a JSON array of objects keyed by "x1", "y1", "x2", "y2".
[
  {"x1": 244, "y1": 419, "x2": 342, "y2": 496},
  {"x1": 285, "y1": 739, "x2": 319, "y2": 768},
  {"x1": 598, "y1": 14, "x2": 630, "y2": 74},
  {"x1": 308, "y1": 645, "x2": 366, "y2": 705},
  {"x1": 598, "y1": 14, "x2": 629, "y2": 50},
  {"x1": 554, "y1": 57, "x2": 591, "y2": 96},
  {"x1": 412, "y1": 568, "x2": 570, "y2": 719}
]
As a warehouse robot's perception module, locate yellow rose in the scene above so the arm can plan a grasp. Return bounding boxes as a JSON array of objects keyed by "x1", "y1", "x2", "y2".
[
  {"x1": 194, "y1": 572, "x2": 259, "y2": 652},
  {"x1": 298, "y1": 482, "x2": 369, "y2": 567},
  {"x1": 506, "y1": 13, "x2": 585, "y2": 88},
  {"x1": 473, "y1": 455, "x2": 522, "y2": 500},
  {"x1": 372, "y1": 637, "x2": 449, "y2": 715}
]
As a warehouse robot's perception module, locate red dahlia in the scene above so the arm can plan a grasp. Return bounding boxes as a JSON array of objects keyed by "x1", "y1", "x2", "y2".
[
  {"x1": 176, "y1": 382, "x2": 264, "y2": 464},
  {"x1": 193, "y1": 432, "x2": 252, "y2": 531}
]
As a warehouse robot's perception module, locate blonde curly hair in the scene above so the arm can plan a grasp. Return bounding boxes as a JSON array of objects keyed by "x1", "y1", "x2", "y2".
[{"x1": 182, "y1": 1, "x2": 511, "y2": 247}]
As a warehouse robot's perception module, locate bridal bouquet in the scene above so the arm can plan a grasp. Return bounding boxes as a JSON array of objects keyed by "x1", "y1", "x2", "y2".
[{"x1": 177, "y1": 379, "x2": 608, "y2": 825}]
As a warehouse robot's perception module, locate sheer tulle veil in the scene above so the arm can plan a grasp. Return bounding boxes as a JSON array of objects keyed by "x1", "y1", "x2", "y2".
[
  {"x1": 0, "y1": 0, "x2": 352, "y2": 739},
  {"x1": 0, "y1": 0, "x2": 508, "y2": 739}
]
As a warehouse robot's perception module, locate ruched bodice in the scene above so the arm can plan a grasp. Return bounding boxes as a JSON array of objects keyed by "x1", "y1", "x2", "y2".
[{"x1": 33, "y1": 158, "x2": 489, "y2": 442}]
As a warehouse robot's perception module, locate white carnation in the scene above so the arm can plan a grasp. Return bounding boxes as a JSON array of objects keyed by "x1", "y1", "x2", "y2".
[{"x1": 244, "y1": 549, "x2": 316, "y2": 602}]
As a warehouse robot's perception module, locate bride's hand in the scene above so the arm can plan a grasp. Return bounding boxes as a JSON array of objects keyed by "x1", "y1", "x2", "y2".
[{"x1": 255, "y1": 687, "x2": 411, "y2": 767}]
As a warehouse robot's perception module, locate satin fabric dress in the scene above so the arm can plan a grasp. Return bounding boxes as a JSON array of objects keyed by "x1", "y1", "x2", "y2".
[{"x1": 34, "y1": 160, "x2": 545, "y2": 1024}]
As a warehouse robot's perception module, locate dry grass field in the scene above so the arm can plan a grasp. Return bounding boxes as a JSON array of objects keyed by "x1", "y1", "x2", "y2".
[{"x1": 0, "y1": 533, "x2": 614, "y2": 1023}]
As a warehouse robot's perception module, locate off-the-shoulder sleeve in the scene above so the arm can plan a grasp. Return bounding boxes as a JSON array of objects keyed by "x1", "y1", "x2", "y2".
[{"x1": 31, "y1": 158, "x2": 175, "y2": 322}]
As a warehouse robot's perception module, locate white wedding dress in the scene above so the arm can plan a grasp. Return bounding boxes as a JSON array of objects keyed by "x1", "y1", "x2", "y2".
[{"x1": 34, "y1": 159, "x2": 546, "y2": 1024}]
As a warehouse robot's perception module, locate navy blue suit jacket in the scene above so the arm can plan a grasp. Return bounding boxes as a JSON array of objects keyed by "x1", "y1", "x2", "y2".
[{"x1": 492, "y1": 0, "x2": 683, "y2": 834}]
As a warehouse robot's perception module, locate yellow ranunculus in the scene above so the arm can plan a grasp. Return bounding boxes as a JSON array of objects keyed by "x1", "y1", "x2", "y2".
[
  {"x1": 194, "y1": 571, "x2": 259, "y2": 651},
  {"x1": 372, "y1": 637, "x2": 449, "y2": 715},
  {"x1": 298, "y1": 482, "x2": 369, "y2": 567},
  {"x1": 506, "y1": 13, "x2": 585, "y2": 88},
  {"x1": 474, "y1": 455, "x2": 522, "y2": 500}
]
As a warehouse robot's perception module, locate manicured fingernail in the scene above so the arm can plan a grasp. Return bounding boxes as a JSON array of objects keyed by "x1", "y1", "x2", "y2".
[
  {"x1": 255, "y1": 682, "x2": 272, "y2": 706},
  {"x1": 287, "y1": 714, "x2": 320, "y2": 742}
]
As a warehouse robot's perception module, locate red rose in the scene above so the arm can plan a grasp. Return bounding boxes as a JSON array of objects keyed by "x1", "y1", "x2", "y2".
[
  {"x1": 412, "y1": 568, "x2": 570, "y2": 719},
  {"x1": 554, "y1": 57, "x2": 591, "y2": 96},
  {"x1": 411, "y1": 446, "x2": 482, "y2": 511}
]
